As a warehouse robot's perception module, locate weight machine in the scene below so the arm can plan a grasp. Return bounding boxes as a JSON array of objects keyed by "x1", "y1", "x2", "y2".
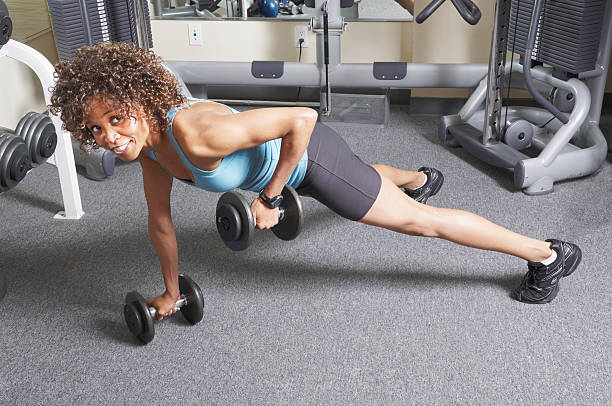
[
  {"x1": 167, "y1": 0, "x2": 490, "y2": 119},
  {"x1": 440, "y1": 0, "x2": 611, "y2": 195},
  {"x1": 168, "y1": 0, "x2": 610, "y2": 195}
]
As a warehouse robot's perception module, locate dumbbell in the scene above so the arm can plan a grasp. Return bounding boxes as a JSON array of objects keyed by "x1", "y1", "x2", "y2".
[
  {"x1": 0, "y1": 129, "x2": 32, "y2": 193},
  {"x1": 215, "y1": 185, "x2": 304, "y2": 251},
  {"x1": 14, "y1": 112, "x2": 57, "y2": 166},
  {"x1": 71, "y1": 137, "x2": 117, "y2": 180},
  {"x1": 0, "y1": 0, "x2": 12, "y2": 48},
  {"x1": 123, "y1": 274, "x2": 204, "y2": 344}
]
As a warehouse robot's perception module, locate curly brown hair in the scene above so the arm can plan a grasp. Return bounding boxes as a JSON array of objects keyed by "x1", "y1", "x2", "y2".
[{"x1": 49, "y1": 41, "x2": 187, "y2": 149}]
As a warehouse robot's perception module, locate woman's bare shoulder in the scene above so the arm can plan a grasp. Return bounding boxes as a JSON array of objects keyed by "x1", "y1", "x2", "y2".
[{"x1": 171, "y1": 102, "x2": 233, "y2": 158}]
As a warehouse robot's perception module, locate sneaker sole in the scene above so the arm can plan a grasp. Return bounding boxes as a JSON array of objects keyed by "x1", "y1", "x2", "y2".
[{"x1": 514, "y1": 284, "x2": 560, "y2": 304}]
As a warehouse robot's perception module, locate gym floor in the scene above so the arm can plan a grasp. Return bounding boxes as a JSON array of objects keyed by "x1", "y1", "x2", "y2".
[{"x1": 1, "y1": 106, "x2": 611, "y2": 404}]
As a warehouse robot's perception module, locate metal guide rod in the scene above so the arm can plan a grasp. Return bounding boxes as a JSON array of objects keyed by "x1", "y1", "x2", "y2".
[
  {"x1": 483, "y1": 0, "x2": 511, "y2": 145},
  {"x1": 77, "y1": 0, "x2": 93, "y2": 45},
  {"x1": 322, "y1": 1, "x2": 331, "y2": 116},
  {"x1": 131, "y1": 0, "x2": 149, "y2": 51}
]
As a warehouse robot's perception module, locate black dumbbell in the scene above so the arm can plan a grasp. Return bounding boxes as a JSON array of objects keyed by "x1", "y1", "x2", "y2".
[
  {"x1": 0, "y1": 0, "x2": 12, "y2": 48},
  {"x1": 123, "y1": 274, "x2": 204, "y2": 344},
  {"x1": 215, "y1": 185, "x2": 304, "y2": 251},
  {"x1": 0, "y1": 130, "x2": 32, "y2": 193},
  {"x1": 14, "y1": 112, "x2": 57, "y2": 166}
]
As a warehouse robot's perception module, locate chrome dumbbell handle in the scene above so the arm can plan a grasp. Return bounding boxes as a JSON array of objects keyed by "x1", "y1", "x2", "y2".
[{"x1": 147, "y1": 296, "x2": 187, "y2": 319}]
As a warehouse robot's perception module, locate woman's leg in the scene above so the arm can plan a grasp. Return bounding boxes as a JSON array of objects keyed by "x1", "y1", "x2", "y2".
[
  {"x1": 371, "y1": 164, "x2": 426, "y2": 189},
  {"x1": 360, "y1": 174, "x2": 553, "y2": 262}
]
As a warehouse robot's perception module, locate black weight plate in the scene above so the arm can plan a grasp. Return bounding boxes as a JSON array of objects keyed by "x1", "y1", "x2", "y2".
[
  {"x1": 24, "y1": 114, "x2": 46, "y2": 163},
  {"x1": 123, "y1": 302, "x2": 144, "y2": 337},
  {"x1": 125, "y1": 291, "x2": 155, "y2": 344},
  {"x1": 31, "y1": 116, "x2": 57, "y2": 161},
  {"x1": 178, "y1": 274, "x2": 204, "y2": 324},
  {"x1": 15, "y1": 112, "x2": 36, "y2": 139},
  {"x1": 272, "y1": 185, "x2": 304, "y2": 241},
  {"x1": 8, "y1": 146, "x2": 31, "y2": 182},
  {"x1": 0, "y1": 16, "x2": 12, "y2": 46},
  {"x1": 216, "y1": 191, "x2": 254, "y2": 251},
  {"x1": 0, "y1": 136, "x2": 30, "y2": 188},
  {"x1": 0, "y1": 134, "x2": 12, "y2": 190},
  {"x1": 216, "y1": 204, "x2": 242, "y2": 242},
  {"x1": 38, "y1": 124, "x2": 57, "y2": 159}
]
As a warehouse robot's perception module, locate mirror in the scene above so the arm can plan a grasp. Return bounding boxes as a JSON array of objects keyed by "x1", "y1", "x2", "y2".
[{"x1": 150, "y1": 0, "x2": 414, "y2": 20}]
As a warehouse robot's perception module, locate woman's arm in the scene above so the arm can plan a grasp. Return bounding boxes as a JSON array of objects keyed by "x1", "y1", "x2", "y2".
[
  {"x1": 197, "y1": 107, "x2": 317, "y2": 228},
  {"x1": 395, "y1": 0, "x2": 414, "y2": 14},
  {"x1": 190, "y1": 107, "x2": 318, "y2": 197},
  {"x1": 139, "y1": 153, "x2": 181, "y2": 319}
]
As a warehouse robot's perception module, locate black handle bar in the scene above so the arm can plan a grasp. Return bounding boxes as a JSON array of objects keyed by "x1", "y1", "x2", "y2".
[{"x1": 416, "y1": 0, "x2": 481, "y2": 25}]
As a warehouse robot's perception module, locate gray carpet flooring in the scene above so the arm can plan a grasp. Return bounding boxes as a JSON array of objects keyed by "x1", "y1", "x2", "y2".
[{"x1": 1, "y1": 106, "x2": 611, "y2": 405}]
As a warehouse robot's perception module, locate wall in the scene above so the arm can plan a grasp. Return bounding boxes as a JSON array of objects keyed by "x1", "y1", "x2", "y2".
[{"x1": 150, "y1": 19, "x2": 413, "y2": 63}]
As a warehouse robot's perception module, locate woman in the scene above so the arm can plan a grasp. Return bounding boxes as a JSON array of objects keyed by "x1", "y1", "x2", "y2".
[{"x1": 50, "y1": 42, "x2": 580, "y2": 319}]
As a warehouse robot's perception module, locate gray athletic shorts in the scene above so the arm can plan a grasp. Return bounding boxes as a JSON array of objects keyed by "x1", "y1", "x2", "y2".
[{"x1": 295, "y1": 122, "x2": 382, "y2": 221}]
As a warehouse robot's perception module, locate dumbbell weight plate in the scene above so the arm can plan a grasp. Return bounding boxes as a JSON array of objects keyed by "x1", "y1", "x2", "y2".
[
  {"x1": 124, "y1": 291, "x2": 155, "y2": 344},
  {"x1": 272, "y1": 185, "x2": 304, "y2": 241},
  {"x1": 28, "y1": 115, "x2": 57, "y2": 162},
  {"x1": 178, "y1": 274, "x2": 204, "y2": 324},
  {"x1": 503, "y1": 118, "x2": 534, "y2": 151},
  {"x1": 8, "y1": 148, "x2": 30, "y2": 182},
  {"x1": 0, "y1": 132, "x2": 31, "y2": 191},
  {"x1": 14, "y1": 113, "x2": 40, "y2": 163},
  {"x1": 216, "y1": 191, "x2": 254, "y2": 251},
  {"x1": 38, "y1": 123, "x2": 57, "y2": 160},
  {"x1": 16, "y1": 113, "x2": 57, "y2": 164},
  {"x1": 0, "y1": 16, "x2": 12, "y2": 47},
  {"x1": 14, "y1": 112, "x2": 35, "y2": 139}
]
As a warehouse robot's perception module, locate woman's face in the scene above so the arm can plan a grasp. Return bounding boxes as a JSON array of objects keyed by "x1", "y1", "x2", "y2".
[{"x1": 84, "y1": 96, "x2": 149, "y2": 161}]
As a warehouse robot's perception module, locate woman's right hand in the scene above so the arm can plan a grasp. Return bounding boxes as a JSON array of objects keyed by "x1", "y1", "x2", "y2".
[{"x1": 147, "y1": 291, "x2": 181, "y2": 321}]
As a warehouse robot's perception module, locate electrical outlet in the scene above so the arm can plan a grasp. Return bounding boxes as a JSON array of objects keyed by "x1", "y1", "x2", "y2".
[
  {"x1": 188, "y1": 23, "x2": 203, "y2": 46},
  {"x1": 294, "y1": 25, "x2": 309, "y2": 48}
]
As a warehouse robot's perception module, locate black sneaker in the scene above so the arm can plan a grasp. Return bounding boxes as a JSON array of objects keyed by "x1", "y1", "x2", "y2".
[
  {"x1": 403, "y1": 167, "x2": 444, "y2": 204},
  {"x1": 514, "y1": 239, "x2": 582, "y2": 304}
]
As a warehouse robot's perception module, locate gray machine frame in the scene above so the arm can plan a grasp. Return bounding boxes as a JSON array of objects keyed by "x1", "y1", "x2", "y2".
[
  {"x1": 167, "y1": 0, "x2": 611, "y2": 196},
  {"x1": 167, "y1": 0, "x2": 490, "y2": 106},
  {"x1": 440, "y1": 0, "x2": 611, "y2": 195}
]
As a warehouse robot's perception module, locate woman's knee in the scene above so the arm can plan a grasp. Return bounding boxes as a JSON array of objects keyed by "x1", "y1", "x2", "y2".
[{"x1": 360, "y1": 179, "x2": 442, "y2": 237}]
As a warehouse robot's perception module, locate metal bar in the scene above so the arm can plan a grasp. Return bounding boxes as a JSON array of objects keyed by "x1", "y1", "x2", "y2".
[
  {"x1": 168, "y1": 61, "x2": 489, "y2": 88},
  {"x1": 482, "y1": 0, "x2": 511, "y2": 146}
]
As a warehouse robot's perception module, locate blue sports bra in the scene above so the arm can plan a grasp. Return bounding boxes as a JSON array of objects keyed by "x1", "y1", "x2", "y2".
[{"x1": 147, "y1": 98, "x2": 308, "y2": 193}]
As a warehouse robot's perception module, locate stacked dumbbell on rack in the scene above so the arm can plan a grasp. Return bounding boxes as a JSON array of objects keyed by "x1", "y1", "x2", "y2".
[
  {"x1": 0, "y1": 1, "x2": 58, "y2": 195},
  {"x1": 0, "y1": 111, "x2": 57, "y2": 302},
  {"x1": 0, "y1": 112, "x2": 58, "y2": 194}
]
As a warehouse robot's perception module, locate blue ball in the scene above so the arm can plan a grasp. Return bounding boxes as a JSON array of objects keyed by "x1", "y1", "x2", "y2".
[{"x1": 259, "y1": 0, "x2": 279, "y2": 17}]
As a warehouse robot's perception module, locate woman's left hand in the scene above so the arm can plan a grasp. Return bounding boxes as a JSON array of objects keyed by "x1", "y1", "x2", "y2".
[{"x1": 251, "y1": 198, "x2": 280, "y2": 229}]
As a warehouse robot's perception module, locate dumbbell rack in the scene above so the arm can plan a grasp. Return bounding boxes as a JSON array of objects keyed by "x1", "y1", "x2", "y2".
[{"x1": 0, "y1": 39, "x2": 83, "y2": 219}]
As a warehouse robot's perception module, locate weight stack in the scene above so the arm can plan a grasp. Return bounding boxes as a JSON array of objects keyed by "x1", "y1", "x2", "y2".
[
  {"x1": 508, "y1": 0, "x2": 606, "y2": 77},
  {"x1": 47, "y1": 0, "x2": 153, "y2": 60}
]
